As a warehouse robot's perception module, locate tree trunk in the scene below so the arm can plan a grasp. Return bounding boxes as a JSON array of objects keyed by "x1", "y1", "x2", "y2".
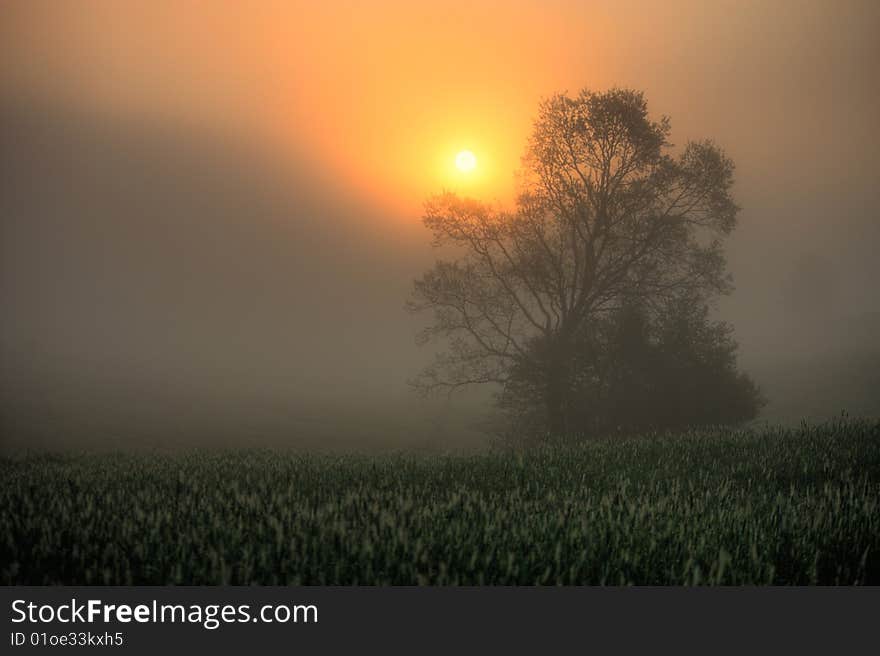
[{"x1": 546, "y1": 369, "x2": 567, "y2": 437}]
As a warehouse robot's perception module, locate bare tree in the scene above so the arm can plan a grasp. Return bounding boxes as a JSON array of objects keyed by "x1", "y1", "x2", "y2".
[{"x1": 407, "y1": 88, "x2": 739, "y2": 435}]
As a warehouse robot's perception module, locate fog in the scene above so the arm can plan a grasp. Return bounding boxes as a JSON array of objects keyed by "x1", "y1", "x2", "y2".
[
  {"x1": 0, "y1": 97, "x2": 485, "y2": 450},
  {"x1": 1, "y1": 1, "x2": 878, "y2": 449}
]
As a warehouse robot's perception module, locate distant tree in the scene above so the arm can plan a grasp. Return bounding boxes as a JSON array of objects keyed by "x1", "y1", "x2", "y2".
[{"x1": 408, "y1": 88, "x2": 758, "y2": 437}]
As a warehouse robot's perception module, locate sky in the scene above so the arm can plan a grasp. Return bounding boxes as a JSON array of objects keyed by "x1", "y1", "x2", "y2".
[{"x1": 1, "y1": 1, "x2": 878, "y2": 448}]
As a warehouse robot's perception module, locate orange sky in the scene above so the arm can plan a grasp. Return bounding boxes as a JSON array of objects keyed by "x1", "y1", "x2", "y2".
[
  {"x1": 2, "y1": 1, "x2": 619, "y2": 213},
  {"x1": 2, "y1": 0, "x2": 877, "y2": 221},
  {"x1": 2, "y1": 0, "x2": 879, "y2": 444}
]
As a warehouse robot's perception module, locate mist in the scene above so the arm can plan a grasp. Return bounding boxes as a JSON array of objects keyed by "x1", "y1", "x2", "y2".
[
  {"x1": 1, "y1": 0, "x2": 878, "y2": 450},
  {"x1": 0, "y1": 96, "x2": 493, "y2": 450}
]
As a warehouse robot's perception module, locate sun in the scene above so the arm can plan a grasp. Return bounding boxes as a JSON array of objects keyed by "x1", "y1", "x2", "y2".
[{"x1": 455, "y1": 150, "x2": 477, "y2": 173}]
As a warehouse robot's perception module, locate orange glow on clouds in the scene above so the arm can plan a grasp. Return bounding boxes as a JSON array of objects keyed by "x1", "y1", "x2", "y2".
[
  {"x1": 6, "y1": 0, "x2": 874, "y2": 227},
  {"x1": 1, "y1": 1, "x2": 621, "y2": 215}
]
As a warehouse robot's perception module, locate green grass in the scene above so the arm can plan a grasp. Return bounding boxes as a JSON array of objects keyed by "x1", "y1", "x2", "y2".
[{"x1": 2, "y1": 420, "x2": 878, "y2": 585}]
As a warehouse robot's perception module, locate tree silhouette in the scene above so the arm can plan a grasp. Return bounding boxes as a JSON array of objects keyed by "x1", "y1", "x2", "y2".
[
  {"x1": 408, "y1": 88, "x2": 755, "y2": 437},
  {"x1": 498, "y1": 295, "x2": 765, "y2": 437}
]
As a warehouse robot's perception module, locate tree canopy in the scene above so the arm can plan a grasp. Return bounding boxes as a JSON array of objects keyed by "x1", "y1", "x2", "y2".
[{"x1": 408, "y1": 88, "x2": 761, "y2": 438}]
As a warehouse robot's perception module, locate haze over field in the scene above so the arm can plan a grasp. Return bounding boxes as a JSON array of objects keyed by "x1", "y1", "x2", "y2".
[{"x1": 1, "y1": 1, "x2": 878, "y2": 449}]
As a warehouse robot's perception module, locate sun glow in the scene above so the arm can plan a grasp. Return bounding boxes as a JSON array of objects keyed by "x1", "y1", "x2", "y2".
[{"x1": 455, "y1": 150, "x2": 477, "y2": 173}]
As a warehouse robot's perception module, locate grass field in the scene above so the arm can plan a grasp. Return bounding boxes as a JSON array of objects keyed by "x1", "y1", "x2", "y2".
[{"x1": 2, "y1": 419, "x2": 878, "y2": 585}]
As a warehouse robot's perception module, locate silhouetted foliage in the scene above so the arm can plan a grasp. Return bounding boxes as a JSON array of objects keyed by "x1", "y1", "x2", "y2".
[
  {"x1": 408, "y1": 88, "x2": 760, "y2": 438},
  {"x1": 498, "y1": 296, "x2": 765, "y2": 438}
]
